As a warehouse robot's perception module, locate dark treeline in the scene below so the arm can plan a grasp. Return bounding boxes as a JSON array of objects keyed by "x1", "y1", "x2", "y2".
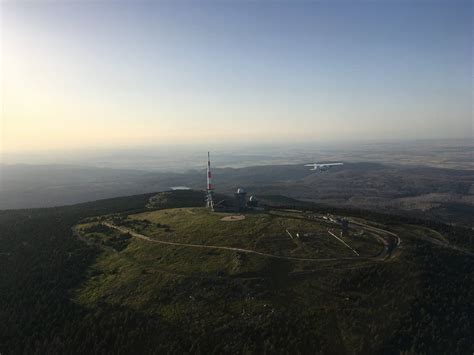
[
  {"x1": 0, "y1": 191, "x2": 473, "y2": 354},
  {"x1": 0, "y1": 193, "x2": 156, "y2": 354}
]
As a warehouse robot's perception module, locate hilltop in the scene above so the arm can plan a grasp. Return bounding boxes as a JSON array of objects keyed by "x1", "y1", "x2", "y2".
[{"x1": 1, "y1": 190, "x2": 473, "y2": 354}]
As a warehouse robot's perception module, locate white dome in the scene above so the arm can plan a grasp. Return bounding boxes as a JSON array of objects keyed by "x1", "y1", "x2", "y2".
[
  {"x1": 249, "y1": 195, "x2": 257, "y2": 202},
  {"x1": 236, "y1": 187, "x2": 246, "y2": 194}
]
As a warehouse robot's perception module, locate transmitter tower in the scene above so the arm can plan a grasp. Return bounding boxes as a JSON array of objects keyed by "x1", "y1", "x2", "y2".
[{"x1": 206, "y1": 152, "x2": 214, "y2": 211}]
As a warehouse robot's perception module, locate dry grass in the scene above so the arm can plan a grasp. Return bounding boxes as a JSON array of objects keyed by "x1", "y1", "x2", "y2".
[{"x1": 220, "y1": 215, "x2": 246, "y2": 221}]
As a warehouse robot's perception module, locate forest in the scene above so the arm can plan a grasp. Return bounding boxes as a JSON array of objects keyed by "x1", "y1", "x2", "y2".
[{"x1": 0, "y1": 190, "x2": 472, "y2": 354}]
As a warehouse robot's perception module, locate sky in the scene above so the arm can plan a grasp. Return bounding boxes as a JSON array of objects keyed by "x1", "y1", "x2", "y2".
[{"x1": 1, "y1": 0, "x2": 472, "y2": 154}]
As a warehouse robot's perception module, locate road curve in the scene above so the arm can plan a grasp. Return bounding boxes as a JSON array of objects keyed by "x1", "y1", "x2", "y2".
[
  {"x1": 102, "y1": 222, "x2": 399, "y2": 262},
  {"x1": 348, "y1": 220, "x2": 401, "y2": 259}
]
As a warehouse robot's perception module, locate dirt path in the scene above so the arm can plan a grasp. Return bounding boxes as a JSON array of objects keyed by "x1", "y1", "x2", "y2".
[
  {"x1": 348, "y1": 220, "x2": 401, "y2": 259},
  {"x1": 102, "y1": 222, "x2": 398, "y2": 262},
  {"x1": 404, "y1": 224, "x2": 474, "y2": 257},
  {"x1": 327, "y1": 230, "x2": 360, "y2": 256},
  {"x1": 268, "y1": 211, "x2": 401, "y2": 259},
  {"x1": 221, "y1": 215, "x2": 246, "y2": 222}
]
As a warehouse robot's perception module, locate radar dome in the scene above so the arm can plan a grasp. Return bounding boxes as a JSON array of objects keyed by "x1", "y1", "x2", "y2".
[
  {"x1": 249, "y1": 195, "x2": 258, "y2": 202},
  {"x1": 236, "y1": 187, "x2": 246, "y2": 194}
]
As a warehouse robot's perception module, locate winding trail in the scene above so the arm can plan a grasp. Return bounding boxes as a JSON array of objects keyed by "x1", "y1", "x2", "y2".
[
  {"x1": 327, "y1": 230, "x2": 360, "y2": 256},
  {"x1": 103, "y1": 221, "x2": 399, "y2": 262},
  {"x1": 348, "y1": 220, "x2": 401, "y2": 258}
]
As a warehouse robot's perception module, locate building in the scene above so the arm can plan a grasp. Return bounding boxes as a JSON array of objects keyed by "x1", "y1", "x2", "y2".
[
  {"x1": 234, "y1": 187, "x2": 247, "y2": 212},
  {"x1": 206, "y1": 153, "x2": 262, "y2": 213},
  {"x1": 247, "y1": 195, "x2": 258, "y2": 207}
]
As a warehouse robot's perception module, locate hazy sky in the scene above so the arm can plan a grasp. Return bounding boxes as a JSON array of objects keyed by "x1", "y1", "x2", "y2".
[{"x1": 1, "y1": 0, "x2": 472, "y2": 153}]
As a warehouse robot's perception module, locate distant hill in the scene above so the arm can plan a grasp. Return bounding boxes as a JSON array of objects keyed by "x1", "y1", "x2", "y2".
[{"x1": 1, "y1": 162, "x2": 473, "y2": 227}]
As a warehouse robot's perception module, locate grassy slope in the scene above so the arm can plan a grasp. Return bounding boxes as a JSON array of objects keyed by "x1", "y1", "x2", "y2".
[
  {"x1": 73, "y1": 205, "x2": 472, "y2": 353},
  {"x1": 1, "y1": 190, "x2": 473, "y2": 354},
  {"x1": 128, "y1": 208, "x2": 378, "y2": 257}
]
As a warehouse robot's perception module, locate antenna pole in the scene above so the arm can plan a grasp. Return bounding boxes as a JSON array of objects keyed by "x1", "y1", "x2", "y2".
[{"x1": 206, "y1": 152, "x2": 214, "y2": 211}]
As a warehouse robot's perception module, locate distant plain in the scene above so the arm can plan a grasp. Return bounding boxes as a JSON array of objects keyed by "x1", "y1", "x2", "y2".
[{"x1": 1, "y1": 140, "x2": 472, "y2": 227}]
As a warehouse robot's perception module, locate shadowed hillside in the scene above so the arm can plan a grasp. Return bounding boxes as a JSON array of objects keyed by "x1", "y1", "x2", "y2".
[{"x1": 1, "y1": 191, "x2": 472, "y2": 354}]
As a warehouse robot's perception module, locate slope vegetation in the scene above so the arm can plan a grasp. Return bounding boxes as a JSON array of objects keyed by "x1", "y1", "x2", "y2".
[{"x1": 0, "y1": 191, "x2": 472, "y2": 354}]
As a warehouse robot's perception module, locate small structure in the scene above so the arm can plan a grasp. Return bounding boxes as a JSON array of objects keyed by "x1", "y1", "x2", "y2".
[
  {"x1": 204, "y1": 154, "x2": 263, "y2": 213},
  {"x1": 247, "y1": 195, "x2": 259, "y2": 207},
  {"x1": 234, "y1": 187, "x2": 247, "y2": 212},
  {"x1": 340, "y1": 218, "x2": 349, "y2": 237},
  {"x1": 170, "y1": 186, "x2": 191, "y2": 191}
]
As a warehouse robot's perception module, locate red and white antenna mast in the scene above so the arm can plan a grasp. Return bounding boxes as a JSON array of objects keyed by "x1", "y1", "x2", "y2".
[{"x1": 206, "y1": 152, "x2": 214, "y2": 211}]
